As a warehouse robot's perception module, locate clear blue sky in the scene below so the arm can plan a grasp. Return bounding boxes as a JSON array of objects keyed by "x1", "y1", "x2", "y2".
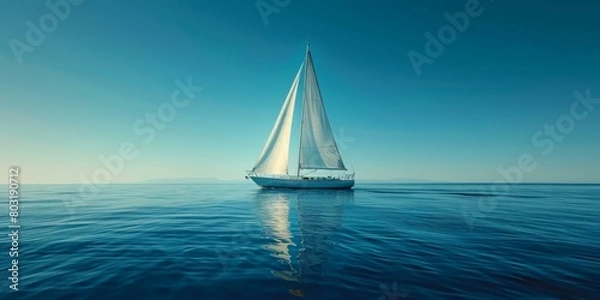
[{"x1": 1, "y1": 0, "x2": 599, "y2": 183}]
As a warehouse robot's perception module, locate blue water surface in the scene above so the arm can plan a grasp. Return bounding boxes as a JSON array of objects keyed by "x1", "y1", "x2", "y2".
[{"x1": 1, "y1": 183, "x2": 599, "y2": 299}]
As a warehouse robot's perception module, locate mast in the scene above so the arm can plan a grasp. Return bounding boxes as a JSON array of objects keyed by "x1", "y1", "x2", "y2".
[{"x1": 297, "y1": 43, "x2": 310, "y2": 177}]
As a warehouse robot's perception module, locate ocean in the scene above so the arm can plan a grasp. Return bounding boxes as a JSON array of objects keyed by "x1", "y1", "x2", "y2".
[{"x1": 2, "y1": 183, "x2": 598, "y2": 299}]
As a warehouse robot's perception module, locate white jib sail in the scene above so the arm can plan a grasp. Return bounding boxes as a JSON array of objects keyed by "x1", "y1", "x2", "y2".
[{"x1": 252, "y1": 63, "x2": 304, "y2": 174}]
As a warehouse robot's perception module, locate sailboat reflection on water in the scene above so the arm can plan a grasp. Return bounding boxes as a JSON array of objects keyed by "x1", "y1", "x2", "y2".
[{"x1": 254, "y1": 189, "x2": 354, "y2": 297}]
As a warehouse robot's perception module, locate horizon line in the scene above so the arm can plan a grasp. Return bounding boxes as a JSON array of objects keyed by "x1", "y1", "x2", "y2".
[{"x1": 5, "y1": 181, "x2": 600, "y2": 185}]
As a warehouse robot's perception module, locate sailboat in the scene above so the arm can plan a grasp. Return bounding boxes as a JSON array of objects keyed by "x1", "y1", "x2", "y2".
[{"x1": 246, "y1": 44, "x2": 355, "y2": 189}]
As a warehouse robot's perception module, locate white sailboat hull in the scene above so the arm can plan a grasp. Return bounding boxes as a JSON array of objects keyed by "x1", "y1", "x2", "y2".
[{"x1": 249, "y1": 175, "x2": 354, "y2": 189}]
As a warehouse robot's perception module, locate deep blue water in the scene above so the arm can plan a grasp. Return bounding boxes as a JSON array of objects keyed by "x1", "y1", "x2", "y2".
[{"x1": 1, "y1": 183, "x2": 599, "y2": 299}]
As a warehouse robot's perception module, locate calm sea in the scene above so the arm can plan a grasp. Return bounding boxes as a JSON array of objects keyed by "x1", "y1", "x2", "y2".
[{"x1": 1, "y1": 183, "x2": 598, "y2": 299}]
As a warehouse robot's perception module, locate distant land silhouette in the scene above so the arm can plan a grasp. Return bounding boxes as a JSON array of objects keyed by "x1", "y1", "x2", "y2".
[
  {"x1": 139, "y1": 177, "x2": 231, "y2": 184},
  {"x1": 137, "y1": 177, "x2": 437, "y2": 184}
]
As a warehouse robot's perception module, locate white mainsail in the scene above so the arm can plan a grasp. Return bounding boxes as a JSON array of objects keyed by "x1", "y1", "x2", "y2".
[
  {"x1": 298, "y1": 47, "x2": 347, "y2": 171},
  {"x1": 252, "y1": 63, "x2": 304, "y2": 174}
]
